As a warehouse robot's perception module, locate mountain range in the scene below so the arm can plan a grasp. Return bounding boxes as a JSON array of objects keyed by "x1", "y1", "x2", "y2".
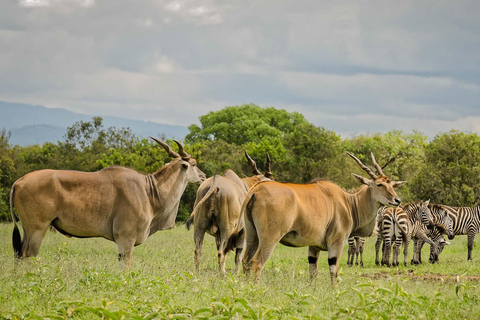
[{"x1": 0, "y1": 101, "x2": 190, "y2": 146}]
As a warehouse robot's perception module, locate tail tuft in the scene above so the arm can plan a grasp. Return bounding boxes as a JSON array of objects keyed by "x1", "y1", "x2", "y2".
[
  {"x1": 12, "y1": 224, "x2": 22, "y2": 259},
  {"x1": 186, "y1": 215, "x2": 194, "y2": 230},
  {"x1": 10, "y1": 183, "x2": 22, "y2": 259}
]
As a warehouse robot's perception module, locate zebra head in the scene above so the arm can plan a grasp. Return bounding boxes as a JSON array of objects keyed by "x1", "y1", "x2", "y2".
[
  {"x1": 434, "y1": 208, "x2": 455, "y2": 240},
  {"x1": 429, "y1": 236, "x2": 451, "y2": 264},
  {"x1": 418, "y1": 200, "x2": 435, "y2": 229}
]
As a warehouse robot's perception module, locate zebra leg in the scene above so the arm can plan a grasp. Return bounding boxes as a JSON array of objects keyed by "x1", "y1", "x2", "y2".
[
  {"x1": 417, "y1": 240, "x2": 426, "y2": 264},
  {"x1": 467, "y1": 232, "x2": 475, "y2": 261},
  {"x1": 354, "y1": 238, "x2": 361, "y2": 266},
  {"x1": 347, "y1": 238, "x2": 354, "y2": 267},
  {"x1": 392, "y1": 237, "x2": 401, "y2": 267},
  {"x1": 382, "y1": 238, "x2": 392, "y2": 267},
  {"x1": 358, "y1": 238, "x2": 364, "y2": 267},
  {"x1": 375, "y1": 235, "x2": 382, "y2": 266},
  {"x1": 411, "y1": 238, "x2": 419, "y2": 265},
  {"x1": 403, "y1": 235, "x2": 411, "y2": 266}
]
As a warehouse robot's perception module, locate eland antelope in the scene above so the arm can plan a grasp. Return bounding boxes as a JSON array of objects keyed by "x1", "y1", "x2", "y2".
[
  {"x1": 239, "y1": 152, "x2": 405, "y2": 284},
  {"x1": 186, "y1": 152, "x2": 273, "y2": 274},
  {"x1": 10, "y1": 138, "x2": 206, "y2": 267}
]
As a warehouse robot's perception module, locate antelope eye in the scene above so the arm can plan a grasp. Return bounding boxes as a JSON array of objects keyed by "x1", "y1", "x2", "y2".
[{"x1": 376, "y1": 184, "x2": 383, "y2": 187}]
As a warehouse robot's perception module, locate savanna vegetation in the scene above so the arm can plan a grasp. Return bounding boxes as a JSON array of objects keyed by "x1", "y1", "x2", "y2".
[
  {"x1": 2, "y1": 104, "x2": 480, "y2": 222},
  {"x1": 0, "y1": 223, "x2": 479, "y2": 319},
  {"x1": 1, "y1": 104, "x2": 480, "y2": 319}
]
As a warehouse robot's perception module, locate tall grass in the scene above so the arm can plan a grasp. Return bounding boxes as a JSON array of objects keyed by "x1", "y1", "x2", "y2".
[{"x1": 1, "y1": 223, "x2": 479, "y2": 319}]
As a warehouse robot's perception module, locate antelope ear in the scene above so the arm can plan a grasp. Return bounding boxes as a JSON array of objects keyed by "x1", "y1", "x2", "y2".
[
  {"x1": 352, "y1": 173, "x2": 371, "y2": 185},
  {"x1": 393, "y1": 181, "x2": 407, "y2": 187}
]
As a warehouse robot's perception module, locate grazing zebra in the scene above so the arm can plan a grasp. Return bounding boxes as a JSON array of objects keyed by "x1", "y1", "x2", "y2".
[
  {"x1": 433, "y1": 204, "x2": 480, "y2": 260},
  {"x1": 347, "y1": 236, "x2": 365, "y2": 267},
  {"x1": 412, "y1": 205, "x2": 454, "y2": 264},
  {"x1": 428, "y1": 227, "x2": 451, "y2": 263},
  {"x1": 375, "y1": 206, "x2": 410, "y2": 267}
]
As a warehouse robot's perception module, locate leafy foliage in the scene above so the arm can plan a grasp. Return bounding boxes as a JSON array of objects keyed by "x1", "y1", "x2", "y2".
[
  {"x1": 411, "y1": 130, "x2": 480, "y2": 206},
  {"x1": 1, "y1": 106, "x2": 480, "y2": 222}
]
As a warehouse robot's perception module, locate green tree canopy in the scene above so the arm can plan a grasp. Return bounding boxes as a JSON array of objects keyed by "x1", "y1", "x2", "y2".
[
  {"x1": 411, "y1": 130, "x2": 480, "y2": 206},
  {"x1": 186, "y1": 104, "x2": 309, "y2": 145}
]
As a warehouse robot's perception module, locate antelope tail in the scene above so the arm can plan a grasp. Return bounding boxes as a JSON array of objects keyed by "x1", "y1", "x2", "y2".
[
  {"x1": 10, "y1": 183, "x2": 22, "y2": 259},
  {"x1": 226, "y1": 192, "x2": 255, "y2": 252},
  {"x1": 186, "y1": 185, "x2": 219, "y2": 231}
]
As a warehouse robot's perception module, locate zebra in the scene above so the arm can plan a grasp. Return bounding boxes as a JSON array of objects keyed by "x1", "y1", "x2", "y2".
[
  {"x1": 375, "y1": 206, "x2": 410, "y2": 267},
  {"x1": 412, "y1": 205, "x2": 454, "y2": 264},
  {"x1": 428, "y1": 227, "x2": 452, "y2": 263},
  {"x1": 433, "y1": 204, "x2": 480, "y2": 260},
  {"x1": 347, "y1": 236, "x2": 365, "y2": 267},
  {"x1": 375, "y1": 200, "x2": 433, "y2": 267}
]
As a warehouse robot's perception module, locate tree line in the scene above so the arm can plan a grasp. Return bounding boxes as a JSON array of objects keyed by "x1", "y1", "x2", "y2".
[{"x1": 1, "y1": 104, "x2": 479, "y2": 222}]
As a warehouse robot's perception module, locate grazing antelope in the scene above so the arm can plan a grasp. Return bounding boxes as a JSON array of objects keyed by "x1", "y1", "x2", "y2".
[
  {"x1": 186, "y1": 152, "x2": 273, "y2": 274},
  {"x1": 347, "y1": 236, "x2": 365, "y2": 267},
  {"x1": 239, "y1": 152, "x2": 405, "y2": 284},
  {"x1": 10, "y1": 138, "x2": 206, "y2": 267}
]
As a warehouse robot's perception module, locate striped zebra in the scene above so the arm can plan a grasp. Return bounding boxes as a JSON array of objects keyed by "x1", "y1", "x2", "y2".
[
  {"x1": 347, "y1": 236, "x2": 365, "y2": 267},
  {"x1": 375, "y1": 200, "x2": 433, "y2": 267},
  {"x1": 412, "y1": 205, "x2": 454, "y2": 264},
  {"x1": 375, "y1": 206, "x2": 410, "y2": 267},
  {"x1": 428, "y1": 227, "x2": 451, "y2": 263},
  {"x1": 433, "y1": 204, "x2": 480, "y2": 260}
]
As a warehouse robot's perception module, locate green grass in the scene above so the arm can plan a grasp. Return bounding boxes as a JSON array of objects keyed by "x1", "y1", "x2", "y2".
[{"x1": 1, "y1": 223, "x2": 479, "y2": 319}]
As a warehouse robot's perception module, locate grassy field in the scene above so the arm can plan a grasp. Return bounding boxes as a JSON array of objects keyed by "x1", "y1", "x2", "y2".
[{"x1": 0, "y1": 222, "x2": 479, "y2": 319}]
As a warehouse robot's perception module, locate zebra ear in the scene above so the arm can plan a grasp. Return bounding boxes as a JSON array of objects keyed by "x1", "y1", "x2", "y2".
[
  {"x1": 424, "y1": 199, "x2": 430, "y2": 206},
  {"x1": 445, "y1": 241, "x2": 451, "y2": 245}
]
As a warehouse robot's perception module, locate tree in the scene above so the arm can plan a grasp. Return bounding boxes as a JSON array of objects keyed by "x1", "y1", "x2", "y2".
[
  {"x1": 411, "y1": 130, "x2": 480, "y2": 206},
  {"x1": 186, "y1": 104, "x2": 309, "y2": 145},
  {"x1": 0, "y1": 129, "x2": 16, "y2": 221},
  {"x1": 279, "y1": 123, "x2": 342, "y2": 183}
]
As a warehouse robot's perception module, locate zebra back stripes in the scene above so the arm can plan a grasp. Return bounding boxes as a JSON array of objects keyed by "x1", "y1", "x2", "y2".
[
  {"x1": 434, "y1": 204, "x2": 480, "y2": 260},
  {"x1": 375, "y1": 206, "x2": 410, "y2": 267}
]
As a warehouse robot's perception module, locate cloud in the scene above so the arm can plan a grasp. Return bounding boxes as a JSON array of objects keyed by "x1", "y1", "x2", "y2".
[
  {"x1": 1, "y1": 0, "x2": 480, "y2": 138},
  {"x1": 19, "y1": 0, "x2": 95, "y2": 8}
]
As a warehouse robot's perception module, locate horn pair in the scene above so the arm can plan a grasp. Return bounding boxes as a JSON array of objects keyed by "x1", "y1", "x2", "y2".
[
  {"x1": 245, "y1": 152, "x2": 273, "y2": 179},
  {"x1": 346, "y1": 152, "x2": 384, "y2": 179},
  {"x1": 150, "y1": 137, "x2": 191, "y2": 160}
]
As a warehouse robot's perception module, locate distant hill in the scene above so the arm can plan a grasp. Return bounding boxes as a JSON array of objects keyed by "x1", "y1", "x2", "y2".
[{"x1": 0, "y1": 101, "x2": 189, "y2": 146}]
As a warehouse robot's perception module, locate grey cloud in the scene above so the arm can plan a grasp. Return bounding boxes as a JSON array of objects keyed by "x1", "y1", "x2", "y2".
[{"x1": 0, "y1": 0, "x2": 479, "y2": 138}]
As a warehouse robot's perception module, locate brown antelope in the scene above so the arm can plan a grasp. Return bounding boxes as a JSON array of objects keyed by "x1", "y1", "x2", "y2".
[
  {"x1": 10, "y1": 138, "x2": 206, "y2": 267},
  {"x1": 186, "y1": 152, "x2": 273, "y2": 274},
  {"x1": 239, "y1": 152, "x2": 405, "y2": 284}
]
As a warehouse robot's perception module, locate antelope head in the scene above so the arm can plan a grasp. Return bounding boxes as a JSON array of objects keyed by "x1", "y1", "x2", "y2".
[
  {"x1": 347, "y1": 152, "x2": 405, "y2": 207},
  {"x1": 151, "y1": 137, "x2": 206, "y2": 183}
]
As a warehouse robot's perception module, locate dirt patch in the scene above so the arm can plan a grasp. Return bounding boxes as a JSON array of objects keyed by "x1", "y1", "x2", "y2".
[{"x1": 362, "y1": 270, "x2": 480, "y2": 282}]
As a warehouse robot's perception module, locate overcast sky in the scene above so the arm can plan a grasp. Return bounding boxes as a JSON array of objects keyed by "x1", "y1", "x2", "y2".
[{"x1": 1, "y1": 0, "x2": 479, "y2": 138}]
